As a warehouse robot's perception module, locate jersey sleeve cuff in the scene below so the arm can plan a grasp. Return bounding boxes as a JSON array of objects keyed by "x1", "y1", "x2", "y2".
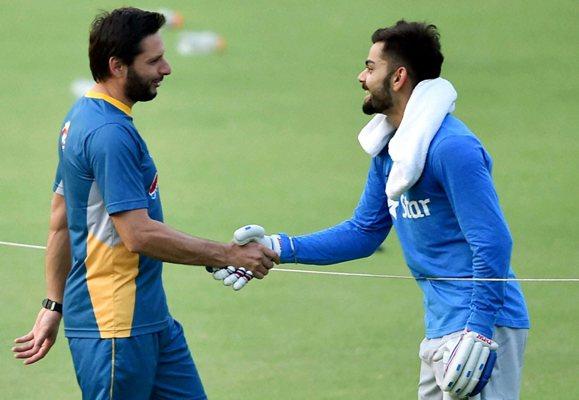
[
  {"x1": 278, "y1": 233, "x2": 296, "y2": 264},
  {"x1": 53, "y1": 181, "x2": 64, "y2": 195},
  {"x1": 466, "y1": 310, "x2": 496, "y2": 338},
  {"x1": 106, "y1": 199, "x2": 149, "y2": 215}
]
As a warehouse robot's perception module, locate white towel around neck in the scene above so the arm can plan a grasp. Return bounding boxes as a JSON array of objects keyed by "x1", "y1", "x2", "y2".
[{"x1": 357, "y1": 77, "x2": 457, "y2": 200}]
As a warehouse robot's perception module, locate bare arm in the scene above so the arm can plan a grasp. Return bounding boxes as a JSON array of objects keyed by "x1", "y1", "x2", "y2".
[
  {"x1": 111, "y1": 209, "x2": 279, "y2": 278},
  {"x1": 45, "y1": 193, "x2": 72, "y2": 301},
  {"x1": 13, "y1": 193, "x2": 71, "y2": 364}
]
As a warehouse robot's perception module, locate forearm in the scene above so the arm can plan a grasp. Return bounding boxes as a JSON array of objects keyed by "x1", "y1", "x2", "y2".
[
  {"x1": 45, "y1": 193, "x2": 71, "y2": 303},
  {"x1": 126, "y1": 218, "x2": 232, "y2": 267},
  {"x1": 466, "y1": 230, "x2": 512, "y2": 336},
  {"x1": 279, "y1": 220, "x2": 389, "y2": 265},
  {"x1": 459, "y1": 201, "x2": 512, "y2": 336},
  {"x1": 45, "y1": 227, "x2": 71, "y2": 302},
  {"x1": 112, "y1": 208, "x2": 277, "y2": 273}
]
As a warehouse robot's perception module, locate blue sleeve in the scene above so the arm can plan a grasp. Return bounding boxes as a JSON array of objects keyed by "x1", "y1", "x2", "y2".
[
  {"x1": 279, "y1": 157, "x2": 392, "y2": 265},
  {"x1": 87, "y1": 124, "x2": 149, "y2": 215},
  {"x1": 432, "y1": 135, "x2": 512, "y2": 337},
  {"x1": 53, "y1": 135, "x2": 64, "y2": 195},
  {"x1": 53, "y1": 160, "x2": 64, "y2": 195}
]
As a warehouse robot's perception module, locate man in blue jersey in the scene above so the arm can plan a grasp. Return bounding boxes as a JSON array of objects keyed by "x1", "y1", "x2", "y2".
[
  {"x1": 244, "y1": 21, "x2": 529, "y2": 399},
  {"x1": 12, "y1": 7, "x2": 278, "y2": 400}
]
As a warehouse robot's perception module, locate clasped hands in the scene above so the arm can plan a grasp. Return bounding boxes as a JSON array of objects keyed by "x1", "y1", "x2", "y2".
[{"x1": 206, "y1": 225, "x2": 280, "y2": 291}]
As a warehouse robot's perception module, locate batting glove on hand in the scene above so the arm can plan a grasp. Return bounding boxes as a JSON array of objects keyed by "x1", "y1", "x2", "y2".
[
  {"x1": 432, "y1": 330, "x2": 498, "y2": 399},
  {"x1": 207, "y1": 225, "x2": 281, "y2": 291}
]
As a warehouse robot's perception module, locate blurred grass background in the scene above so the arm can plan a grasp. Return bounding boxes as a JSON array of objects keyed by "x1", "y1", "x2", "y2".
[{"x1": 0, "y1": 0, "x2": 577, "y2": 398}]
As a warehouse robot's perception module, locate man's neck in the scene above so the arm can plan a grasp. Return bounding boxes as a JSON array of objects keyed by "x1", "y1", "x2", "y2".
[
  {"x1": 387, "y1": 109, "x2": 404, "y2": 129},
  {"x1": 91, "y1": 82, "x2": 134, "y2": 108},
  {"x1": 386, "y1": 95, "x2": 410, "y2": 129}
]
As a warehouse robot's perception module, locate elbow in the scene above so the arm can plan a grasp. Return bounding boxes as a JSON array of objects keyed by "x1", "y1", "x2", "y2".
[
  {"x1": 499, "y1": 229, "x2": 513, "y2": 257},
  {"x1": 482, "y1": 224, "x2": 513, "y2": 257},
  {"x1": 111, "y1": 210, "x2": 154, "y2": 254},
  {"x1": 360, "y1": 239, "x2": 384, "y2": 259},
  {"x1": 123, "y1": 231, "x2": 147, "y2": 254},
  {"x1": 123, "y1": 237, "x2": 141, "y2": 254},
  {"x1": 348, "y1": 221, "x2": 388, "y2": 259},
  {"x1": 488, "y1": 232, "x2": 513, "y2": 276},
  {"x1": 124, "y1": 241, "x2": 141, "y2": 254},
  {"x1": 506, "y1": 227, "x2": 513, "y2": 246},
  {"x1": 360, "y1": 246, "x2": 378, "y2": 259},
  {"x1": 501, "y1": 235, "x2": 513, "y2": 274}
]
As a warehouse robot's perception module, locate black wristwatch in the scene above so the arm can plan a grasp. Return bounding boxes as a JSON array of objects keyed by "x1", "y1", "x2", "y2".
[{"x1": 42, "y1": 298, "x2": 63, "y2": 314}]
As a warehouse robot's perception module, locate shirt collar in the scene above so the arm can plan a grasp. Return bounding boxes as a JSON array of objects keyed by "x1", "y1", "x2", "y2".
[{"x1": 85, "y1": 90, "x2": 132, "y2": 116}]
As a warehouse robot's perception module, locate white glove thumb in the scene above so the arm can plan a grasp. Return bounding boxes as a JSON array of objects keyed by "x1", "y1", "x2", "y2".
[{"x1": 233, "y1": 224, "x2": 281, "y2": 255}]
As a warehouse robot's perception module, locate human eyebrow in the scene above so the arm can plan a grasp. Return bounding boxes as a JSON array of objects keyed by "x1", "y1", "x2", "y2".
[{"x1": 365, "y1": 60, "x2": 375, "y2": 67}]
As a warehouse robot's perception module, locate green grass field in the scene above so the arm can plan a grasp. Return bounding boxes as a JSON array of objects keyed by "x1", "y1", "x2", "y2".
[{"x1": 1, "y1": 1, "x2": 578, "y2": 398}]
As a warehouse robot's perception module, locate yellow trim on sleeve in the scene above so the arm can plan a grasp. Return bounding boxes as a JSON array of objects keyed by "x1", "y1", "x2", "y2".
[{"x1": 85, "y1": 90, "x2": 132, "y2": 116}]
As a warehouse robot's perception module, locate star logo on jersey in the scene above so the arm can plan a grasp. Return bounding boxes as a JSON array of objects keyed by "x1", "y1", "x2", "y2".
[
  {"x1": 400, "y1": 195, "x2": 432, "y2": 219},
  {"x1": 148, "y1": 173, "x2": 159, "y2": 200},
  {"x1": 388, "y1": 198, "x2": 399, "y2": 219},
  {"x1": 388, "y1": 195, "x2": 433, "y2": 220},
  {"x1": 60, "y1": 121, "x2": 71, "y2": 150}
]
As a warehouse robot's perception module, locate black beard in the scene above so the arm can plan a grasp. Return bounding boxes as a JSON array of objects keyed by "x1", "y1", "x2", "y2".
[
  {"x1": 125, "y1": 67, "x2": 157, "y2": 103},
  {"x1": 362, "y1": 70, "x2": 395, "y2": 115},
  {"x1": 362, "y1": 91, "x2": 393, "y2": 115}
]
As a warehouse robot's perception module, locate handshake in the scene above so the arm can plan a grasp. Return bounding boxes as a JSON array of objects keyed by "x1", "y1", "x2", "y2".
[{"x1": 206, "y1": 225, "x2": 281, "y2": 291}]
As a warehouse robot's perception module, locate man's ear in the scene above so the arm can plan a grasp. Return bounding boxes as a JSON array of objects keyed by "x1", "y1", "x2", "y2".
[
  {"x1": 108, "y1": 57, "x2": 126, "y2": 78},
  {"x1": 391, "y1": 66, "x2": 409, "y2": 92}
]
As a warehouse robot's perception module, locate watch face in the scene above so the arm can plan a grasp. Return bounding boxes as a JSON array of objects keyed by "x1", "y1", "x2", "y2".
[
  {"x1": 42, "y1": 298, "x2": 62, "y2": 313},
  {"x1": 43, "y1": 299, "x2": 55, "y2": 310}
]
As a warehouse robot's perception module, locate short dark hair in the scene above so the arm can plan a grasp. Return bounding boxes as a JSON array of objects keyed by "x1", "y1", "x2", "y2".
[
  {"x1": 89, "y1": 7, "x2": 166, "y2": 82},
  {"x1": 371, "y1": 20, "x2": 443, "y2": 86}
]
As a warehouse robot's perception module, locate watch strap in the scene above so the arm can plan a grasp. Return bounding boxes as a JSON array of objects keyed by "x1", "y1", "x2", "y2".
[{"x1": 42, "y1": 298, "x2": 63, "y2": 314}]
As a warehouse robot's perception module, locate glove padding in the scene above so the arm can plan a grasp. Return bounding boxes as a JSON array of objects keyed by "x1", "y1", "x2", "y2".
[
  {"x1": 207, "y1": 225, "x2": 280, "y2": 291},
  {"x1": 432, "y1": 331, "x2": 498, "y2": 398},
  {"x1": 206, "y1": 264, "x2": 254, "y2": 291}
]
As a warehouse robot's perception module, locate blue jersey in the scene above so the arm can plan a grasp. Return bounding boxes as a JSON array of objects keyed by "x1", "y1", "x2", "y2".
[
  {"x1": 278, "y1": 115, "x2": 529, "y2": 339},
  {"x1": 54, "y1": 91, "x2": 169, "y2": 338}
]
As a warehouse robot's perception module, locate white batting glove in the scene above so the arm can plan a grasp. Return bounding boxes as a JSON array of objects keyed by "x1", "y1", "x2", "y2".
[
  {"x1": 223, "y1": 267, "x2": 254, "y2": 290},
  {"x1": 208, "y1": 225, "x2": 281, "y2": 291},
  {"x1": 433, "y1": 331, "x2": 498, "y2": 399},
  {"x1": 206, "y1": 264, "x2": 254, "y2": 291},
  {"x1": 206, "y1": 266, "x2": 236, "y2": 280}
]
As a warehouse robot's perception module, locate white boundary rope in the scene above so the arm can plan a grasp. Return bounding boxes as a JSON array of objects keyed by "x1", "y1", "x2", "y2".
[
  {"x1": 2, "y1": 240, "x2": 578, "y2": 283},
  {"x1": 0, "y1": 241, "x2": 47, "y2": 250},
  {"x1": 275, "y1": 268, "x2": 579, "y2": 282}
]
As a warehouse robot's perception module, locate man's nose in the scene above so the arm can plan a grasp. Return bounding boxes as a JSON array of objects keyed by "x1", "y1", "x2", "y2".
[
  {"x1": 160, "y1": 60, "x2": 172, "y2": 76},
  {"x1": 357, "y1": 70, "x2": 366, "y2": 84}
]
